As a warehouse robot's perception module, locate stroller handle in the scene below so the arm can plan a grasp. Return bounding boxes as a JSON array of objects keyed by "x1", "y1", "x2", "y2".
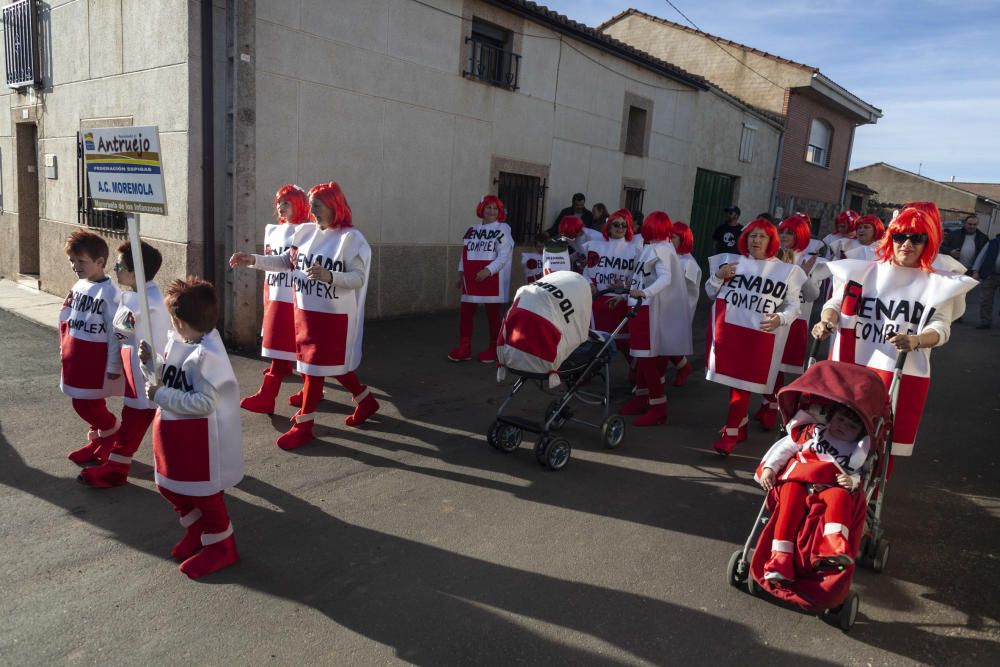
[
  {"x1": 806, "y1": 335, "x2": 822, "y2": 369},
  {"x1": 894, "y1": 350, "x2": 908, "y2": 371},
  {"x1": 594, "y1": 287, "x2": 628, "y2": 298}
]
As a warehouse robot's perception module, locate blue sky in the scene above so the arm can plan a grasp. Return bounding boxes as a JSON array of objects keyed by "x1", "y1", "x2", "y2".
[{"x1": 539, "y1": 0, "x2": 1000, "y2": 183}]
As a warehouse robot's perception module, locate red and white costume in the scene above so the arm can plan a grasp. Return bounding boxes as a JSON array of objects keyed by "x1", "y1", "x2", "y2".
[
  {"x1": 677, "y1": 254, "x2": 702, "y2": 323},
  {"x1": 520, "y1": 252, "x2": 543, "y2": 284},
  {"x1": 59, "y1": 278, "x2": 124, "y2": 400},
  {"x1": 778, "y1": 255, "x2": 827, "y2": 375},
  {"x1": 823, "y1": 259, "x2": 975, "y2": 455},
  {"x1": 584, "y1": 236, "x2": 642, "y2": 340},
  {"x1": 459, "y1": 221, "x2": 513, "y2": 303},
  {"x1": 260, "y1": 222, "x2": 300, "y2": 361},
  {"x1": 628, "y1": 241, "x2": 692, "y2": 358},
  {"x1": 542, "y1": 243, "x2": 572, "y2": 275}
]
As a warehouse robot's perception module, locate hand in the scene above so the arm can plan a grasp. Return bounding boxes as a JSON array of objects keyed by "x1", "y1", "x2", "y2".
[
  {"x1": 106, "y1": 372, "x2": 121, "y2": 380},
  {"x1": 812, "y1": 321, "x2": 834, "y2": 341},
  {"x1": 608, "y1": 295, "x2": 626, "y2": 307},
  {"x1": 836, "y1": 473, "x2": 854, "y2": 491},
  {"x1": 759, "y1": 467, "x2": 776, "y2": 491},
  {"x1": 888, "y1": 332, "x2": 917, "y2": 352},
  {"x1": 972, "y1": 271, "x2": 980, "y2": 280},
  {"x1": 306, "y1": 262, "x2": 332, "y2": 283},
  {"x1": 138, "y1": 340, "x2": 152, "y2": 363},
  {"x1": 629, "y1": 289, "x2": 645, "y2": 299},
  {"x1": 801, "y1": 255, "x2": 817, "y2": 275},
  {"x1": 590, "y1": 283, "x2": 598, "y2": 295},
  {"x1": 715, "y1": 264, "x2": 736, "y2": 281},
  {"x1": 949, "y1": 249, "x2": 961, "y2": 259},
  {"x1": 759, "y1": 313, "x2": 782, "y2": 332},
  {"x1": 229, "y1": 252, "x2": 255, "y2": 268},
  {"x1": 144, "y1": 382, "x2": 158, "y2": 401},
  {"x1": 475, "y1": 268, "x2": 491, "y2": 282}
]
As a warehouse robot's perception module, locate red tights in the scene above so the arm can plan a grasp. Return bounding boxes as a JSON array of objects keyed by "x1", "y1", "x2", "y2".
[
  {"x1": 301, "y1": 372, "x2": 365, "y2": 414},
  {"x1": 634, "y1": 357, "x2": 668, "y2": 401},
  {"x1": 459, "y1": 302, "x2": 504, "y2": 344},
  {"x1": 268, "y1": 358, "x2": 294, "y2": 376},
  {"x1": 114, "y1": 406, "x2": 157, "y2": 457},
  {"x1": 71, "y1": 398, "x2": 116, "y2": 433},
  {"x1": 158, "y1": 486, "x2": 231, "y2": 535}
]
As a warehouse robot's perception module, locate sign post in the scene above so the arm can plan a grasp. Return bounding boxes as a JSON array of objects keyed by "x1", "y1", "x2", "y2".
[{"x1": 82, "y1": 126, "x2": 167, "y2": 383}]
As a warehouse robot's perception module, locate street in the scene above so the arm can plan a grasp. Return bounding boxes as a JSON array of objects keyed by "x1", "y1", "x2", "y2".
[{"x1": 0, "y1": 306, "x2": 997, "y2": 666}]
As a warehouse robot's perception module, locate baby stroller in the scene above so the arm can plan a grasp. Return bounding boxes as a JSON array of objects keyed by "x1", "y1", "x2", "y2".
[
  {"x1": 726, "y1": 355, "x2": 903, "y2": 631},
  {"x1": 487, "y1": 271, "x2": 636, "y2": 470}
]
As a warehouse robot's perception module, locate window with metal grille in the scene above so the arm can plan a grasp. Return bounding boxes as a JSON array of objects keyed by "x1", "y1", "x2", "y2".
[
  {"x1": 496, "y1": 171, "x2": 546, "y2": 244},
  {"x1": 2, "y1": 0, "x2": 42, "y2": 90},
  {"x1": 624, "y1": 106, "x2": 648, "y2": 157},
  {"x1": 464, "y1": 19, "x2": 520, "y2": 91},
  {"x1": 77, "y1": 132, "x2": 126, "y2": 233},
  {"x1": 739, "y1": 122, "x2": 756, "y2": 163},
  {"x1": 806, "y1": 118, "x2": 831, "y2": 167},
  {"x1": 624, "y1": 185, "x2": 645, "y2": 218}
]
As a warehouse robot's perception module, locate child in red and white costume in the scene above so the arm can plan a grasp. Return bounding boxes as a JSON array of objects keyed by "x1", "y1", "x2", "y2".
[
  {"x1": 666, "y1": 221, "x2": 701, "y2": 387},
  {"x1": 822, "y1": 210, "x2": 859, "y2": 260},
  {"x1": 230, "y1": 182, "x2": 378, "y2": 449},
  {"x1": 141, "y1": 277, "x2": 242, "y2": 579},
  {"x1": 448, "y1": 195, "x2": 513, "y2": 363},
  {"x1": 755, "y1": 404, "x2": 870, "y2": 584},
  {"x1": 520, "y1": 232, "x2": 547, "y2": 285},
  {"x1": 80, "y1": 241, "x2": 174, "y2": 487},
  {"x1": 240, "y1": 184, "x2": 313, "y2": 414},
  {"x1": 618, "y1": 212, "x2": 692, "y2": 427},
  {"x1": 583, "y1": 208, "x2": 642, "y2": 368},
  {"x1": 60, "y1": 231, "x2": 125, "y2": 465},
  {"x1": 705, "y1": 220, "x2": 806, "y2": 455}
]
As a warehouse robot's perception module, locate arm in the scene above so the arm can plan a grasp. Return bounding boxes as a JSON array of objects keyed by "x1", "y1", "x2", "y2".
[
  {"x1": 249, "y1": 253, "x2": 294, "y2": 272},
  {"x1": 971, "y1": 243, "x2": 990, "y2": 274},
  {"x1": 634, "y1": 258, "x2": 670, "y2": 298},
  {"x1": 152, "y1": 381, "x2": 217, "y2": 417},
  {"x1": 485, "y1": 228, "x2": 514, "y2": 276},
  {"x1": 327, "y1": 254, "x2": 366, "y2": 289},
  {"x1": 773, "y1": 280, "x2": 801, "y2": 326}
]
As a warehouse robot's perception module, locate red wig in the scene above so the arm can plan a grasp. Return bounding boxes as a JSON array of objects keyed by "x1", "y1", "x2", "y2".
[
  {"x1": 274, "y1": 184, "x2": 312, "y2": 224},
  {"x1": 835, "y1": 210, "x2": 860, "y2": 234},
  {"x1": 778, "y1": 213, "x2": 812, "y2": 253},
  {"x1": 475, "y1": 195, "x2": 507, "y2": 221},
  {"x1": 640, "y1": 211, "x2": 673, "y2": 244},
  {"x1": 737, "y1": 218, "x2": 781, "y2": 258},
  {"x1": 602, "y1": 208, "x2": 634, "y2": 241},
  {"x1": 308, "y1": 182, "x2": 352, "y2": 228},
  {"x1": 875, "y1": 204, "x2": 941, "y2": 271},
  {"x1": 558, "y1": 215, "x2": 585, "y2": 238},
  {"x1": 671, "y1": 221, "x2": 694, "y2": 255},
  {"x1": 855, "y1": 214, "x2": 885, "y2": 241}
]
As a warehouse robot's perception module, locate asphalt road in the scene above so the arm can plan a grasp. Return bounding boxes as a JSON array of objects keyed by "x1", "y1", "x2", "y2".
[{"x1": 0, "y1": 306, "x2": 997, "y2": 666}]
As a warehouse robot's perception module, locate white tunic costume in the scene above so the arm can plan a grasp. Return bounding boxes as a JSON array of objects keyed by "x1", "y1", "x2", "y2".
[
  {"x1": 584, "y1": 236, "x2": 642, "y2": 338},
  {"x1": 627, "y1": 241, "x2": 693, "y2": 357},
  {"x1": 677, "y1": 254, "x2": 702, "y2": 325},
  {"x1": 458, "y1": 221, "x2": 513, "y2": 304},
  {"x1": 113, "y1": 282, "x2": 173, "y2": 410},
  {"x1": 59, "y1": 278, "x2": 124, "y2": 399},
  {"x1": 152, "y1": 329, "x2": 243, "y2": 496},
  {"x1": 520, "y1": 252, "x2": 543, "y2": 285},
  {"x1": 260, "y1": 222, "x2": 301, "y2": 361}
]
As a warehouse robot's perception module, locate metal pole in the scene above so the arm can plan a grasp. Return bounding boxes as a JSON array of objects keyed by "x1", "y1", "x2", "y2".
[{"x1": 126, "y1": 214, "x2": 157, "y2": 385}]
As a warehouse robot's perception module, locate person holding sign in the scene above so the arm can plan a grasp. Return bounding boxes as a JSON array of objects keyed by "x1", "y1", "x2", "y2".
[
  {"x1": 705, "y1": 219, "x2": 807, "y2": 455},
  {"x1": 230, "y1": 182, "x2": 378, "y2": 450},
  {"x1": 61, "y1": 231, "x2": 125, "y2": 465},
  {"x1": 239, "y1": 184, "x2": 313, "y2": 414},
  {"x1": 448, "y1": 195, "x2": 513, "y2": 363},
  {"x1": 80, "y1": 241, "x2": 173, "y2": 487},
  {"x1": 812, "y1": 202, "x2": 977, "y2": 457},
  {"x1": 666, "y1": 221, "x2": 701, "y2": 387},
  {"x1": 617, "y1": 212, "x2": 691, "y2": 427}
]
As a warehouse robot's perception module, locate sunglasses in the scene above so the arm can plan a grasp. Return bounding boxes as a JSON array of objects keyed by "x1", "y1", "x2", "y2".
[
  {"x1": 891, "y1": 233, "x2": 927, "y2": 245},
  {"x1": 610, "y1": 222, "x2": 628, "y2": 229}
]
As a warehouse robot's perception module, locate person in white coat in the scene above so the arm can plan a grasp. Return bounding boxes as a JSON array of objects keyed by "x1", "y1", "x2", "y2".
[{"x1": 666, "y1": 221, "x2": 701, "y2": 387}]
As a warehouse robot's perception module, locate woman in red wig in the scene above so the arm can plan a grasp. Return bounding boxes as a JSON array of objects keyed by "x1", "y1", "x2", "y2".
[
  {"x1": 841, "y1": 214, "x2": 886, "y2": 261},
  {"x1": 665, "y1": 221, "x2": 700, "y2": 386},
  {"x1": 822, "y1": 210, "x2": 859, "y2": 259}
]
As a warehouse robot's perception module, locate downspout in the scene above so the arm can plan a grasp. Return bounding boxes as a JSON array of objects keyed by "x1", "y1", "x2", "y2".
[
  {"x1": 769, "y1": 125, "x2": 785, "y2": 215},
  {"x1": 201, "y1": 0, "x2": 215, "y2": 284},
  {"x1": 838, "y1": 125, "x2": 856, "y2": 209}
]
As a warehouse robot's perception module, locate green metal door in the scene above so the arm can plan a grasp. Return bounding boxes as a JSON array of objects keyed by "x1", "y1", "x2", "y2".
[{"x1": 689, "y1": 168, "x2": 736, "y2": 269}]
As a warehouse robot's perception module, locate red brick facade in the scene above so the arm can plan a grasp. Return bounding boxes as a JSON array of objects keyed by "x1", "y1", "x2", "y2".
[{"x1": 778, "y1": 91, "x2": 854, "y2": 204}]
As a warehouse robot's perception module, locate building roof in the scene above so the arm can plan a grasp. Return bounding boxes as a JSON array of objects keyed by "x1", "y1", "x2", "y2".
[
  {"x1": 485, "y1": 1, "x2": 709, "y2": 91},
  {"x1": 846, "y1": 179, "x2": 877, "y2": 196},
  {"x1": 951, "y1": 182, "x2": 1000, "y2": 202},
  {"x1": 851, "y1": 162, "x2": 999, "y2": 204}
]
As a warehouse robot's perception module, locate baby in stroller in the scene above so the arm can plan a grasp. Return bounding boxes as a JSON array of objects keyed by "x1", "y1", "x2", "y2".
[{"x1": 755, "y1": 403, "x2": 870, "y2": 584}]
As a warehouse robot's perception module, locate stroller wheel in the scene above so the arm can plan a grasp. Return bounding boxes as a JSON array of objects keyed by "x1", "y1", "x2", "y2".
[
  {"x1": 534, "y1": 437, "x2": 550, "y2": 466},
  {"x1": 544, "y1": 438, "x2": 572, "y2": 470},
  {"x1": 486, "y1": 421, "x2": 502, "y2": 449},
  {"x1": 837, "y1": 591, "x2": 860, "y2": 632},
  {"x1": 494, "y1": 424, "x2": 523, "y2": 453},
  {"x1": 872, "y1": 539, "x2": 890, "y2": 573},
  {"x1": 726, "y1": 549, "x2": 748, "y2": 588},
  {"x1": 601, "y1": 415, "x2": 626, "y2": 449},
  {"x1": 545, "y1": 400, "x2": 569, "y2": 431}
]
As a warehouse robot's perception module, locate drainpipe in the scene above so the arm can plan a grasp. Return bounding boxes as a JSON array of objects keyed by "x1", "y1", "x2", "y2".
[
  {"x1": 201, "y1": 0, "x2": 215, "y2": 284},
  {"x1": 769, "y1": 126, "x2": 785, "y2": 216},
  {"x1": 838, "y1": 125, "x2": 856, "y2": 210}
]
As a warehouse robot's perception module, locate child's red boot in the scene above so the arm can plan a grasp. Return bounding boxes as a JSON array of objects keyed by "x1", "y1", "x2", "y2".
[
  {"x1": 345, "y1": 388, "x2": 379, "y2": 427},
  {"x1": 477, "y1": 349, "x2": 497, "y2": 364},
  {"x1": 171, "y1": 509, "x2": 204, "y2": 560},
  {"x1": 288, "y1": 387, "x2": 323, "y2": 408},
  {"x1": 179, "y1": 525, "x2": 239, "y2": 579},
  {"x1": 632, "y1": 399, "x2": 667, "y2": 427},
  {"x1": 757, "y1": 406, "x2": 779, "y2": 431},
  {"x1": 672, "y1": 361, "x2": 694, "y2": 387},
  {"x1": 447, "y1": 338, "x2": 473, "y2": 362},
  {"x1": 812, "y1": 529, "x2": 854, "y2": 569},
  {"x1": 763, "y1": 550, "x2": 796, "y2": 585},
  {"x1": 618, "y1": 391, "x2": 648, "y2": 415},
  {"x1": 68, "y1": 421, "x2": 120, "y2": 465},
  {"x1": 240, "y1": 370, "x2": 283, "y2": 414},
  {"x1": 78, "y1": 456, "x2": 131, "y2": 488},
  {"x1": 712, "y1": 423, "x2": 747, "y2": 456},
  {"x1": 276, "y1": 412, "x2": 315, "y2": 450}
]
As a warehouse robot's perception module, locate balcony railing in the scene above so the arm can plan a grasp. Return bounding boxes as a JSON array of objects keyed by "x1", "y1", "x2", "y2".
[
  {"x1": 464, "y1": 35, "x2": 520, "y2": 91},
  {"x1": 2, "y1": 0, "x2": 42, "y2": 90}
]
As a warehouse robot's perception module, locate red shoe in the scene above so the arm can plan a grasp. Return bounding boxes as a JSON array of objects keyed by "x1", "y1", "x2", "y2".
[
  {"x1": 763, "y1": 551, "x2": 795, "y2": 585},
  {"x1": 240, "y1": 371, "x2": 283, "y2": 414},
  {"x1": 751, "y1": 403, "x2": 770, "y2": 422},
  {"x1": 346, "y1": 388, "x2": 379, "y2": 427},
  {"x1": 618, "y1": 393, "x2": 649, "y2": 415},
  {"x1": 68, "y1": 440, "x2": 103, "y2": 465},
  {"x1": 477, "y1": 350, "x2": 497, "y2": 364},
  {"x1": 68, "y1": 420, "x2": 120, "y2": 465},
  {"x1": 276, "y1": 413, "x2": 315, "y2": 450},
  {"x1": 448, "y1": 338, "x2": 473, "y2": 362},
  {"x1": 78, "y1": 460, "x2": 130, "y2": 488},
  {"x1": 812, "y1": 530, "x2": 854, "y2": 569},
  {"x1": 672, "y1": 361, "x2": 694, "y2": 387},
  {"x1": 757, "y1": 407, "x2": 779, "y2": 431},
  {"x1": 179, "y1": 530, "x2": 239, "y2": 579},
  {"x1": 712, "y1": 424, "x2": 747, "y2": 456},
  {"x1": 171, "y1": 509, "x2": 204, "y2": 560},
  {"x1": 288, "y1": 388, "x2": 324, "y2": 408},
  {"x1": 633, "y1": 401, "x2": 667, "y2": 427}
]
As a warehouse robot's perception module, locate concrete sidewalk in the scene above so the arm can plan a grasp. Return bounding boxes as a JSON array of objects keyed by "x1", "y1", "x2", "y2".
[{"x1": 0, "y1": 279, "x2": 65, "y2": 330}]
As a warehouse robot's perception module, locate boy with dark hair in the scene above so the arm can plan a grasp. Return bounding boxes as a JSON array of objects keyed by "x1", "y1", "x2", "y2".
[
  {"x1": 61, "y1": 230, "x2": 124, "y2": 464},
  {"x1": 139, "y1": 277, "x2": 243, "y2": 579},
  {"x1": 81, "y1": 240, "x2": 173, "y2": 487}
]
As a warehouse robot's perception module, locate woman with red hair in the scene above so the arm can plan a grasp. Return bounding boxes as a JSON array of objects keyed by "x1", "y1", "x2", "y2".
[
  {"x1": 822, "y1": 210, "x2": 859, "y2": 259},
  {"x1": 239, "y1": 185, "x2": 313, "y2": 414},
  {"x1": 230, "y1": 181, "x2": 379, "y2": 449},
  {"x1": 813, "y1": 202, "x2": 976, "y2": 458},
  {"x1": 841, "y1": 214, "x2": 885, "y2": 260},
  {"x1": 666, "y1": 221, "x2": 700, "y2": 386},
  {"x1": 448, "y1": 195, "x2": 513, "y2": 363},
  {"x1": 617, "y1": 212, "x2": 692, "y2": 426},
  {"x1": 583, "y1": 208, "x2": 642, "y2": 364},
  {"x1": 705, "y1": 219, "x2": 807, "y2": 454}
]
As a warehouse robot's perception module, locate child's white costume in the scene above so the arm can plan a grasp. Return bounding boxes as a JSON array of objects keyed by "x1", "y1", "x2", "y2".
[
  {"x1": 260, "y1": 222, "x2": 300, "y2": 360},
  {"x1": 59, "y1": 278, "x2": 124, "y2": 399},
  {"x1": 755, "y1": 410, "x2": 870, "y2": 489},
  {"x1": 114, "y1": 283, "x2": 172, "y2": 410},
  {"x1": 520, "y1": 252, "x2": 543, "y2": 285}
]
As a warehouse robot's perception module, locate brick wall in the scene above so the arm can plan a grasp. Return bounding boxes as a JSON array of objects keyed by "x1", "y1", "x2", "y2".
[{"x1": 778, "y1": 92, "x2": 853, "y2": 205}]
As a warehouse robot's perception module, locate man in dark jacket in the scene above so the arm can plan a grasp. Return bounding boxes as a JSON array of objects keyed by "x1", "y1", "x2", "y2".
[
  {"x1": 547, "y1": 193, "x2": 594, "y2": 236},
  {"x1": 972, "y1": 234, "x2": 1000, "y2": 329},
  {"x1": 941, "y1": 215, "x2": 988, "y2": 272}
]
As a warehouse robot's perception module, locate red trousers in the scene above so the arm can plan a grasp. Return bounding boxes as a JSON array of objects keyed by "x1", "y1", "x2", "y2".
[
  {"x1": 772, "y1": 482, "x2": 852, "y2": 546},
  {"x1": 268, "y1": 358, "x2": 294, "y2": 376},
  {"x1": 635, "y1": 357, "x2": 668, "y2": 401},
  {"x1": 459, "y1": 302, "x2": 504, "y2": 344},
  {"x1": 301, "y1": 371, "x2": 365, "y2": 414},
  {"x1": 114, "y1": 406, "x2": 157, "y2": 457},
  {"x1": 158, "y1": 486, "x2": 231, "y2": 535},
  {"x1": 71, "y1": 398, "x2": 116, "y2": 433}
]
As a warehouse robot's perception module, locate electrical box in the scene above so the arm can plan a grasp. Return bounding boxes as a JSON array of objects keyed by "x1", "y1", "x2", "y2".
[{"x1": 44, "y1": 153, "x2": 57, "y2": 179}]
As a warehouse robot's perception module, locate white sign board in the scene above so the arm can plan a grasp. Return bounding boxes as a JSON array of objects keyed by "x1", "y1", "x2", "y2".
[{"x1": 82, "y1": 126, "x2": 167, "y2": 215}]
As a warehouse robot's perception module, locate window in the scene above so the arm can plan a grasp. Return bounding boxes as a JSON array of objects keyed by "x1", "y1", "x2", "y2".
[
  {"x1": 739, "y1": 122, "x2": 756, "y2": 163},
  {"x1": 2, "y1": 0, "x2": 42, "y2": 90},
  {"x1": 77, "y1": 132, "x2": 126, "y2": 233},
  {"x1": 464, "y1": 19, "x2": 520, "y2": 91},
  {"x1": 624, "y1": 185, "x2": 645, "y2": 218},
  {"x1": 849, "y1": 194, "x2": 864, "y2": 212},
  {"x1": 625, "y1": 106, "x2": 647, "y2": 156},
  {"x1": 806, "y1": 118, "x2": 832, "y2": 167},
  {"x1": 496, "y1": 171, "x2": 547, "y2": 243}
]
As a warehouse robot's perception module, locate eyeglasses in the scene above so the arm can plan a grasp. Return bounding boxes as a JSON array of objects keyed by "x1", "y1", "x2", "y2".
[
  {"x1": 610, "y1": 222, "x2": 628, "y2": 229},
  {"x1": 891, "y1": 233, "x2": 927, "y2": 245}
]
